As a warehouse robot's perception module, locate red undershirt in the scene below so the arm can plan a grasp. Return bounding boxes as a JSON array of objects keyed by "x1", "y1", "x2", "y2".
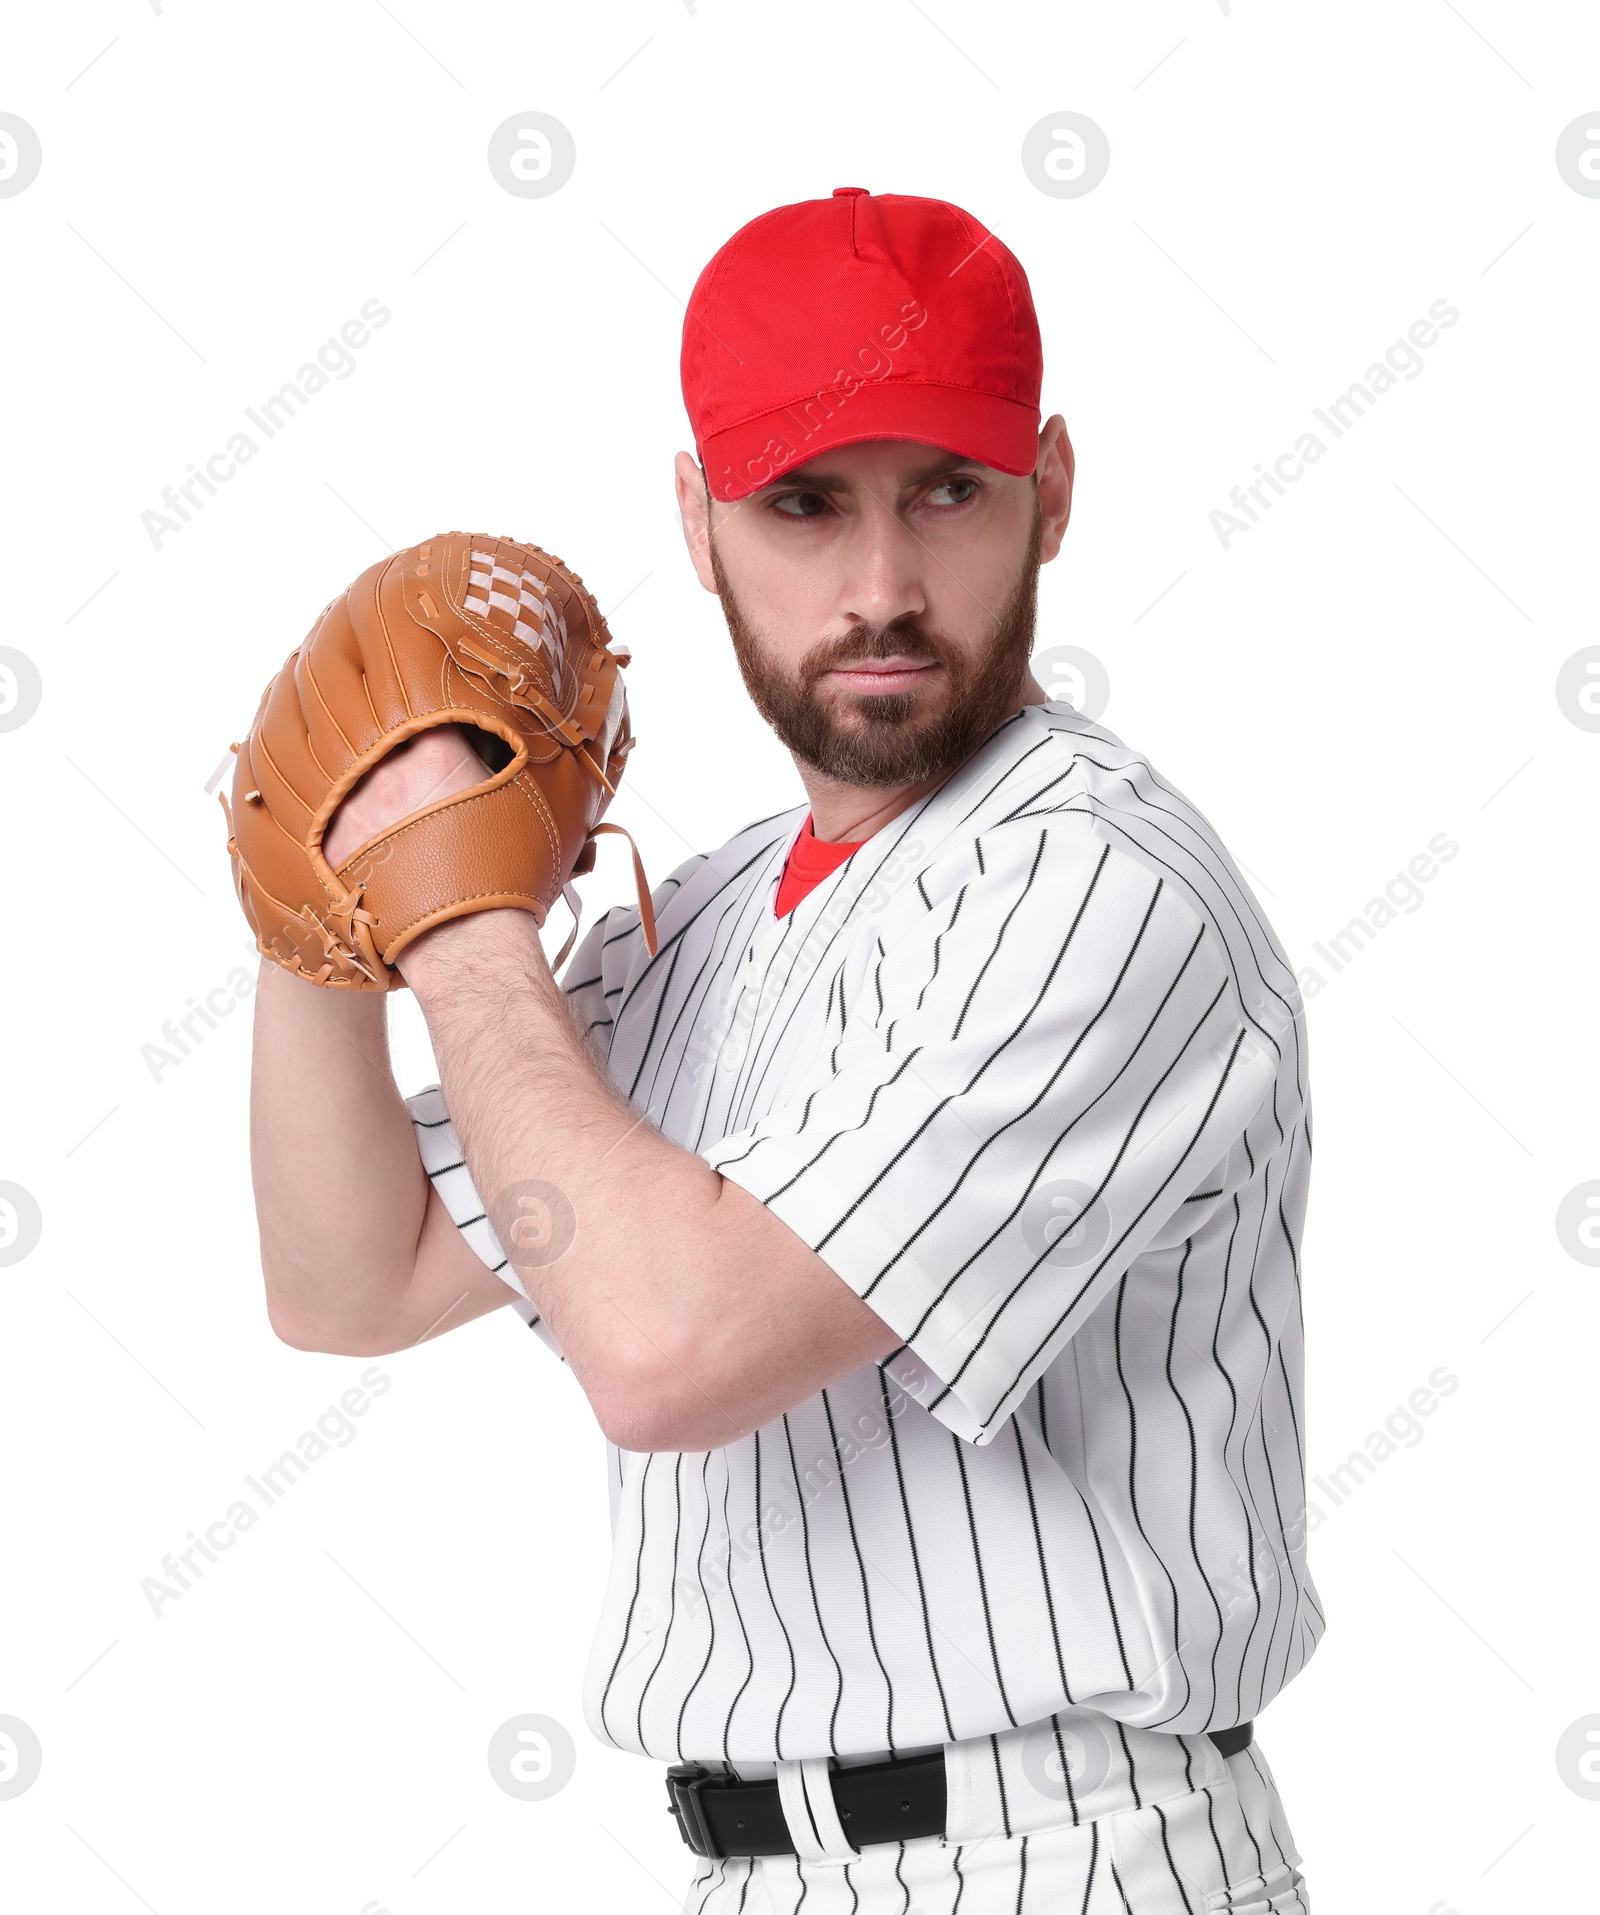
[{"x1": 774, "y1": 813, "x2": 867, "y2": 916}]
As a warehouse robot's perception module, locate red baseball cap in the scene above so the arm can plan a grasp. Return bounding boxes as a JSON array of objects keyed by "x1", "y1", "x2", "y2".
[{"x1": 681, "y1": 188, "x2": 1043, "y2": 503}]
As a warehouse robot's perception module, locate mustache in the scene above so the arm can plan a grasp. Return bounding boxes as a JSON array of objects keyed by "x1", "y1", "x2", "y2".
[{"x1": 800, "y1": 621, "x2": 951, "y2": 688}]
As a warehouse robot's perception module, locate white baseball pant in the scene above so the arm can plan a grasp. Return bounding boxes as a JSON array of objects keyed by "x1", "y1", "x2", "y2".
[{"x1": 678, "y1": 1708, "x2": 1307, "y2": 1913}]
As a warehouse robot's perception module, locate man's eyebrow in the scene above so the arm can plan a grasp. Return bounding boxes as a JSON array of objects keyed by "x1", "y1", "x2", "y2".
[{"x1": 756, "y1": 452, "x2": 985, "y2": 496}]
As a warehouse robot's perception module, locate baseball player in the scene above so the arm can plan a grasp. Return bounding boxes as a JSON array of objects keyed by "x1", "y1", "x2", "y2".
[{"x1": 238, "y1": 189, "x2": 1318, "y2": 1911}]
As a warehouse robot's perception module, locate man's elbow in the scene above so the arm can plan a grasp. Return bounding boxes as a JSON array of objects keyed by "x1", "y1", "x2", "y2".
[
  {"x1": 265, "y1": 1296, "x2": 401, "y2": 1358},
  {"x1": 260, "y1": 1250, "x2": 405, "y2": 1358},
  {"x1": 588, "y1": 1354, "x2": 750, "y2": 1455}
]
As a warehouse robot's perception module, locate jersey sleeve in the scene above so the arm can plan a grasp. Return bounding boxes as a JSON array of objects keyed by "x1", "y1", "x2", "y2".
[
  {"x1": 406, "y1": 1085, "x2": 566, "y2": 1358},
  {"x1": 703, "y1": 816, "x2": 1284, "y2": 1446},
  {"x1": 560, "y1": 852, "x2": 711, "y2": 1066}
]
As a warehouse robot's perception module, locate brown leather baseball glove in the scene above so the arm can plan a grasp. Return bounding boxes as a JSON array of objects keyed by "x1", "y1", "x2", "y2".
[{"x1": 222, "y1": 530, "x2": 656, "y2": 990}]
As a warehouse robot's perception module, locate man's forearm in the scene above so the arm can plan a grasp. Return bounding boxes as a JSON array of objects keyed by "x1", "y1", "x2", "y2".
[
  {"x1": 401, "y1": 910, "x2": 900, "y2": 1450},
  {"x1": 249, "y1": 963, "x2": 431, "y2": 1345},
  {"x1": 400, "y1": 911, "x2": 736, "y2": 1437}
]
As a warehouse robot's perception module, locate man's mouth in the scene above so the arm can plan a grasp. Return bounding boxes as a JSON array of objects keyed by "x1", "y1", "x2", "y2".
[{"x1": 821, "y1": 657, "x2": 940, "y2": 697}]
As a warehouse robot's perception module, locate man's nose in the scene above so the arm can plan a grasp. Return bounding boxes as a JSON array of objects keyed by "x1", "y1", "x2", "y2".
[{"x1": 836, "y1": 497, "x2": 928, "y2": 634}]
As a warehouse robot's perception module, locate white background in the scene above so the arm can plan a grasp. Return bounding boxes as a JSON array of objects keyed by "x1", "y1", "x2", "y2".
[{"x1": 1, "y1": 3, "x2": 1597, "y2": 1911}]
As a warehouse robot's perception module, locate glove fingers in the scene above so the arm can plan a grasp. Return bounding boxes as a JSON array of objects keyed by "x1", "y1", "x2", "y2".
[{"x1": 247, "y1": 694, "x2": 324, "y2": 845}]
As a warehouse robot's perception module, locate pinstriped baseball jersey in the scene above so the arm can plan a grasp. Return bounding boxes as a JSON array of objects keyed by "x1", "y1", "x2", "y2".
[{"x1": 409, "y1": 700, "x2": 1323, "y2": 1764}]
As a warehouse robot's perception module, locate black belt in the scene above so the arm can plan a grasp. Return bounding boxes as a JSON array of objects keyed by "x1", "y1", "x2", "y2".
[{"x1": 666, "y1": 1722, "x2": 1254, "y2": 1859}]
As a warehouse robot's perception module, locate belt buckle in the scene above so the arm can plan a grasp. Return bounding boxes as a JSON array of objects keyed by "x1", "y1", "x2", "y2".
[{"x1": 665, "y1": 1762, "x2": 723, "y2": 1859}]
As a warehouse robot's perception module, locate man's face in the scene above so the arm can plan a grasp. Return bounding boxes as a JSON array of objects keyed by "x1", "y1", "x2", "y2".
[{"x1": 679, "y1": 437, "x2": 1067, "y2": 789}]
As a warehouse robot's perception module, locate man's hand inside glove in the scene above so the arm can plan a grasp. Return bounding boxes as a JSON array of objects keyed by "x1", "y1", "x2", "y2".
[{"x1": 323, "y1": 725, "x2": 491, "y2": 871}]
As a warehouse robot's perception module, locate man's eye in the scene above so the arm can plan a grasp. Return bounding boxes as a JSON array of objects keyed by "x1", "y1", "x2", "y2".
[
  {"x1": 771, "y1": 491, "x2": 830, "y2": 518},
  {"x1": 926, "y1": 478, "x2": 979, "y2": 507}
]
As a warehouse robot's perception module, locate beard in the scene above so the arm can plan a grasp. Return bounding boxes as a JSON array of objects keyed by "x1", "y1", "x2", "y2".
[{"x1": 709, "y1": 506, "x2": 1043, "y2": 788}]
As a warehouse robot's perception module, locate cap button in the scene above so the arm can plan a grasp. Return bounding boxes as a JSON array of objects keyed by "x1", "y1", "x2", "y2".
[{"x1": 832, "y1": 186, "x2": 868, "y2": 197}]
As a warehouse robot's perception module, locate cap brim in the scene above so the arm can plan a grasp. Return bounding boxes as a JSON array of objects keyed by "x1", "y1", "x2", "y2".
[{"x1": 699, "y1": 382, "x2": 1041, "y2": 502}]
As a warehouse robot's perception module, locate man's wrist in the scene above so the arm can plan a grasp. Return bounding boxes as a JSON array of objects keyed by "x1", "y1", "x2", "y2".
[{"x1": 397, "y1": 906, "x2": 556, "y2": 1010}]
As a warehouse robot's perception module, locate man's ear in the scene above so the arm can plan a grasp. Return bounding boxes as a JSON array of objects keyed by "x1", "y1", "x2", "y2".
[
  {"x1": 675, "y1": 450, "x2": 720, "y2": 594},
  {"x1": 1035, "y1": 414, "x2": 1074, "y2": 564}
]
